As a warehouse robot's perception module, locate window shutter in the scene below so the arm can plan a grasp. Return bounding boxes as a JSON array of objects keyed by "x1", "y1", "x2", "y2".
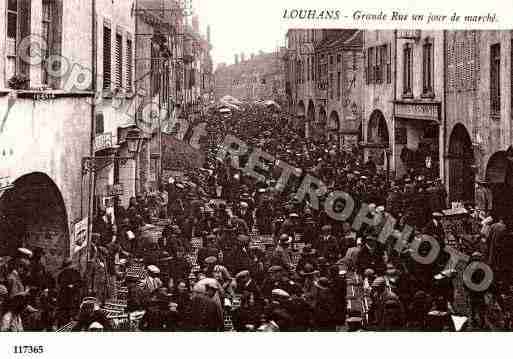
[
  {"x1": 115, "y1": 33, "x2": 122, "y2": 88},
  {"x1": 18, "y1": 0, "x2": 31, "y2": 79},
  {"x1": 126, "y1": 38, "x2": 133, "y2": 89},
  {"x1": 103, "y1": 26, "x2": 112, "y2": 90}
]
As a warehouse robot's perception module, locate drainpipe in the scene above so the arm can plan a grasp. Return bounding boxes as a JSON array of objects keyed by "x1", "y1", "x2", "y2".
[
  {"x1": 443, "y1": 30, "x2": 448, "y2": 202},
  {"x1": 392, "y1": 30, "x2": 397, "y2": 179},
  {"x1": 86, "y1": 0, "x2": 97, "y2": 291}
]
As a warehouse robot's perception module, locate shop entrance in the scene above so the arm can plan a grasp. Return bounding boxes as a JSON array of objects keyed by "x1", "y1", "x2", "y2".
[
  {"x1": 328, "y1": 111, "x2": 340, "y2": 148},
  {"x1": 366, "y1": 110, "x2": 390, "y2": 166},
  {"x1": 486, "y1": 150, "x2": 513, "y2": 226},
  {"x1": 448, "y1": 124, "x2": 475, "y2": 205},
  {"x1": 0, "y1": 172, "x2": 69, "y2": 273}
]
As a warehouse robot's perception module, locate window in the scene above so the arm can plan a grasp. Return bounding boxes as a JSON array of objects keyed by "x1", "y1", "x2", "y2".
[
  {"x1": 126, "y1": 38, "x2": 133, "y2": 89},
  {"x1": 386, "y1": 44, "x2": 392, "y2": 84},
  {"x1": 403, "y1": 44, "x2": 413, "y2": 97},
  {"x1": 6, "y1": 0, "x2": 31, "y2": 85},
  {"x1": 329, "y1": 73, "x2": 333, "y2": 99},
  {"x1": 41, "y1": 1, "x2": 52, "y2": 85},
  {"x1": 311, "y1": 55, "x2": 315, "y2": 81},
  {"x1": 422, "y1": 38, "x2": 434, "y2": 96},
  {"x1": 329, "y1": 55, "x2": 334, "y2": 66},
  {"x1": 375, "y1": 46, "x2": 382, "y2": 83},
  {"x1": 150, "y1": 42, "x2": 160, "y2": 96},
  {"x1": 306, "y1": 57, "x2": 310, "y2": 81},
  {"x1": 368, "y1": 47, "x2": 375, "y2": 84},
  {"x1": 337, "y1": 71, "x2": 341, "y2": 100},
  {"x1": 103, "y1": 25, "x2": 112, "y2": 90},
  {"x1": 337, "y1": 54, "x2": 341, "y2": 63},
  {"x1": 490, "y1": 43, "x2": 501, "y2": 115},
  {"x1": 95, "y1": 113, "x2": 104, "y2": 134},
  {"x1": 115, "y1": 33, "x2": 123, "y2": 89},
  {"x1": 6, "y1": 0, "x2": 18, "y2": 81}
]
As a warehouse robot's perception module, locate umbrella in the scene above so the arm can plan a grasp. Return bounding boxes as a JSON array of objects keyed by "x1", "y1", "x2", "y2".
[{"x1": 264, "y1": 100, "x2": 282, "y2": 110}]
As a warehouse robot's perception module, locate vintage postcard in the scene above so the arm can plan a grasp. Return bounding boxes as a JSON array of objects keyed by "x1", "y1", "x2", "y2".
[{"x1": 0, "y1": 0, "x2": 512, "y2": 357}]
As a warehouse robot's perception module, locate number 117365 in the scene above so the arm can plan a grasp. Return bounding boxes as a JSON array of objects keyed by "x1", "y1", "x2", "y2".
[{"x1": 13, "y1": 345, "x2": 44, "y2": 354}]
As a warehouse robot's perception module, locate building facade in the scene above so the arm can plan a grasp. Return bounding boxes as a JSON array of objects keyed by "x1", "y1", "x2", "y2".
[
  {"x1": 0, "y1": 0, "x2": 94, "y2": 272},
  {"x1": 214, "y1": 50, "x2": 286, "y2": 105},
  {"x1": 362, "y1": 30, "x2": 445, "y2": 181},
  {"x1": 284, "y1": 29, "x2": 363, "y2": 144},
  {"x1": 445, "y1": 31, "x2": 513, "y2": 220}
]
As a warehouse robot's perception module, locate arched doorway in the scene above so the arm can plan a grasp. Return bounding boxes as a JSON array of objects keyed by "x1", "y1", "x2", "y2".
[
  {"x1": 448, "y1": 124, "x2": 474, "y2": 204},
  {"x1": 296, "y1": 101, "x2": 306, "y2": 137},
  {"x1": 366, "y1": 110, "x2": 390, "y2": 166},
  {"x1": 486, "y1": 150, "x2": 513, "y2": 223},
  {"x1": 0, "y1": 172, "x2": 69, "y2": 273},
  {"x1": 367, "y1": 110, "x2": 389, "y2": 145},
  {"x1": 307, "y1": 100, "x2": 315, "y2": 139},
  {"x1": 328, "y1": 111, "x2": 340, "y2": 147}
]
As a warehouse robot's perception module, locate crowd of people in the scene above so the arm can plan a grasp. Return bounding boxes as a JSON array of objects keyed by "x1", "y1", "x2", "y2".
[{"x1": 0, "y1": 104, "x2": 510, "y2": 331}]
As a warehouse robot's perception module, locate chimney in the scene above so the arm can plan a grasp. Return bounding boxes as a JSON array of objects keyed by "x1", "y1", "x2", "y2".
[
  {"x1": 241, "y1": 53, "x2": 245, "y2": 62},
  {"x1": 192, "y1": 15, "x2": 199, "y2": 33},
  {"x1": 234, "y1": 54, "x2": 239, "y2": 64},
  {"x1": 207, "y1": 25, "x2": 211, "y2": 44}
]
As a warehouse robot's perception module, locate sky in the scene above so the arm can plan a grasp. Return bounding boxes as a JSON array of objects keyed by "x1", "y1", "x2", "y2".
[{"x1": 192, "y1": 0, "x2": 288, "y2": 69}]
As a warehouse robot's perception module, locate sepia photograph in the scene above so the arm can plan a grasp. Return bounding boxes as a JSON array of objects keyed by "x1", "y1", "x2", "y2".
[{"x1": 0, "y1": 0, "x2": 512, "y2": 338}]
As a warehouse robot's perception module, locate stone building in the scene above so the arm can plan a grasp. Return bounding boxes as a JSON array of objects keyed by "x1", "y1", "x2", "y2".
[
  {"x1": 0, "y1": 0, "x2": 94, "y2": 272},
  {"x1": 214, "y1": 50, "x2": 286, "y2": 105},
  {"x1": 284, "y1": 29, "x2": 363, "y2": 143},
  {"x1": 444, "y1": 31, "x2": 513, "y2": 220},
  {"x1": 362, "y1": 30, "x2": 445, "y2": 181}
]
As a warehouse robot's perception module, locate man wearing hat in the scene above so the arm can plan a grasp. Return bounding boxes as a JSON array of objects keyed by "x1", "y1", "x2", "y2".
[
  {"x1": 313, "y1": 277, "x2": 337, "y2": 331},
  {"x1": 233, "y1": 201, "x2": 254, "y2": 231},
  {"x1": 225, "y1": 234, "x2": 252, "y2": 275},
  {"x1": 261, "y1": 266, "x2": 284, "y2": 298},
  {"x1": 272, "y1": 234, "x2": 293, "y2": 271},
  {"x1": 6, "y1": 257, "x2": 29, "y2": 299},
  {"x1": 197, "y1": 235, "x2": 220, "y2": 266},
  {"x1": 315, "y1": 225, "x2": 339, "y2": 263},
  {"x1": 143, "y1": 265, "x2": 163, "y2": 295},
  {"x1": 296, "y1": 244, "x2": 318, "y2": 275},
  {"x1": 424, "y1": 212, "x2": 445, "y2": 246},
  {"x1": 56, "y1": 258, "x2": 82, "y2": 327}
]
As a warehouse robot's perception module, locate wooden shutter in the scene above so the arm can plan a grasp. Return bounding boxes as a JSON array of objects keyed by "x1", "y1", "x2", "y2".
[
  {"x1": 115, "y1": 33, "x2": 122, "y2": 88},
  {"x1": 17, "y1": 0, "x2": 31, "y2": 79},
  {"x1": 126, "y1": 38, "x2": 133, "y2": 89},
  {"x1": 103, "y1": 25, "x2": 111, "y2": 90}
]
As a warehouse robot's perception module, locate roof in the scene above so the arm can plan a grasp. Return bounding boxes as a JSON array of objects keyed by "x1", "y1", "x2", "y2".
[{"x1": 315, "y1": 30, "x2": 362, "y2": 52}]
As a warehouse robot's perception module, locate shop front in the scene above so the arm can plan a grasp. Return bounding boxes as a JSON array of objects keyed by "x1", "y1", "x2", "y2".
[{"x1": 394, "y1": 101, "x2": 440, "y2": 180}]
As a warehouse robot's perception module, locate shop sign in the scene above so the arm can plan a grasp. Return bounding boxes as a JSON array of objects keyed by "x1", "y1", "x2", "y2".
[
  {"x1": 94, "y1": 132, "x2": 113, "y2": 152},
  {"x1": 72, "y1": 217, "x2": 88, "y2": 255},
  {"x1": 106, "y1": 183, "x2": 124, "y2": 196},
  {"x1": 396, "y1": 102, "x2": 439, "y2": 122},
  {"x1": 397, "y1": 30, "x2": 421, "y2": 40}
]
